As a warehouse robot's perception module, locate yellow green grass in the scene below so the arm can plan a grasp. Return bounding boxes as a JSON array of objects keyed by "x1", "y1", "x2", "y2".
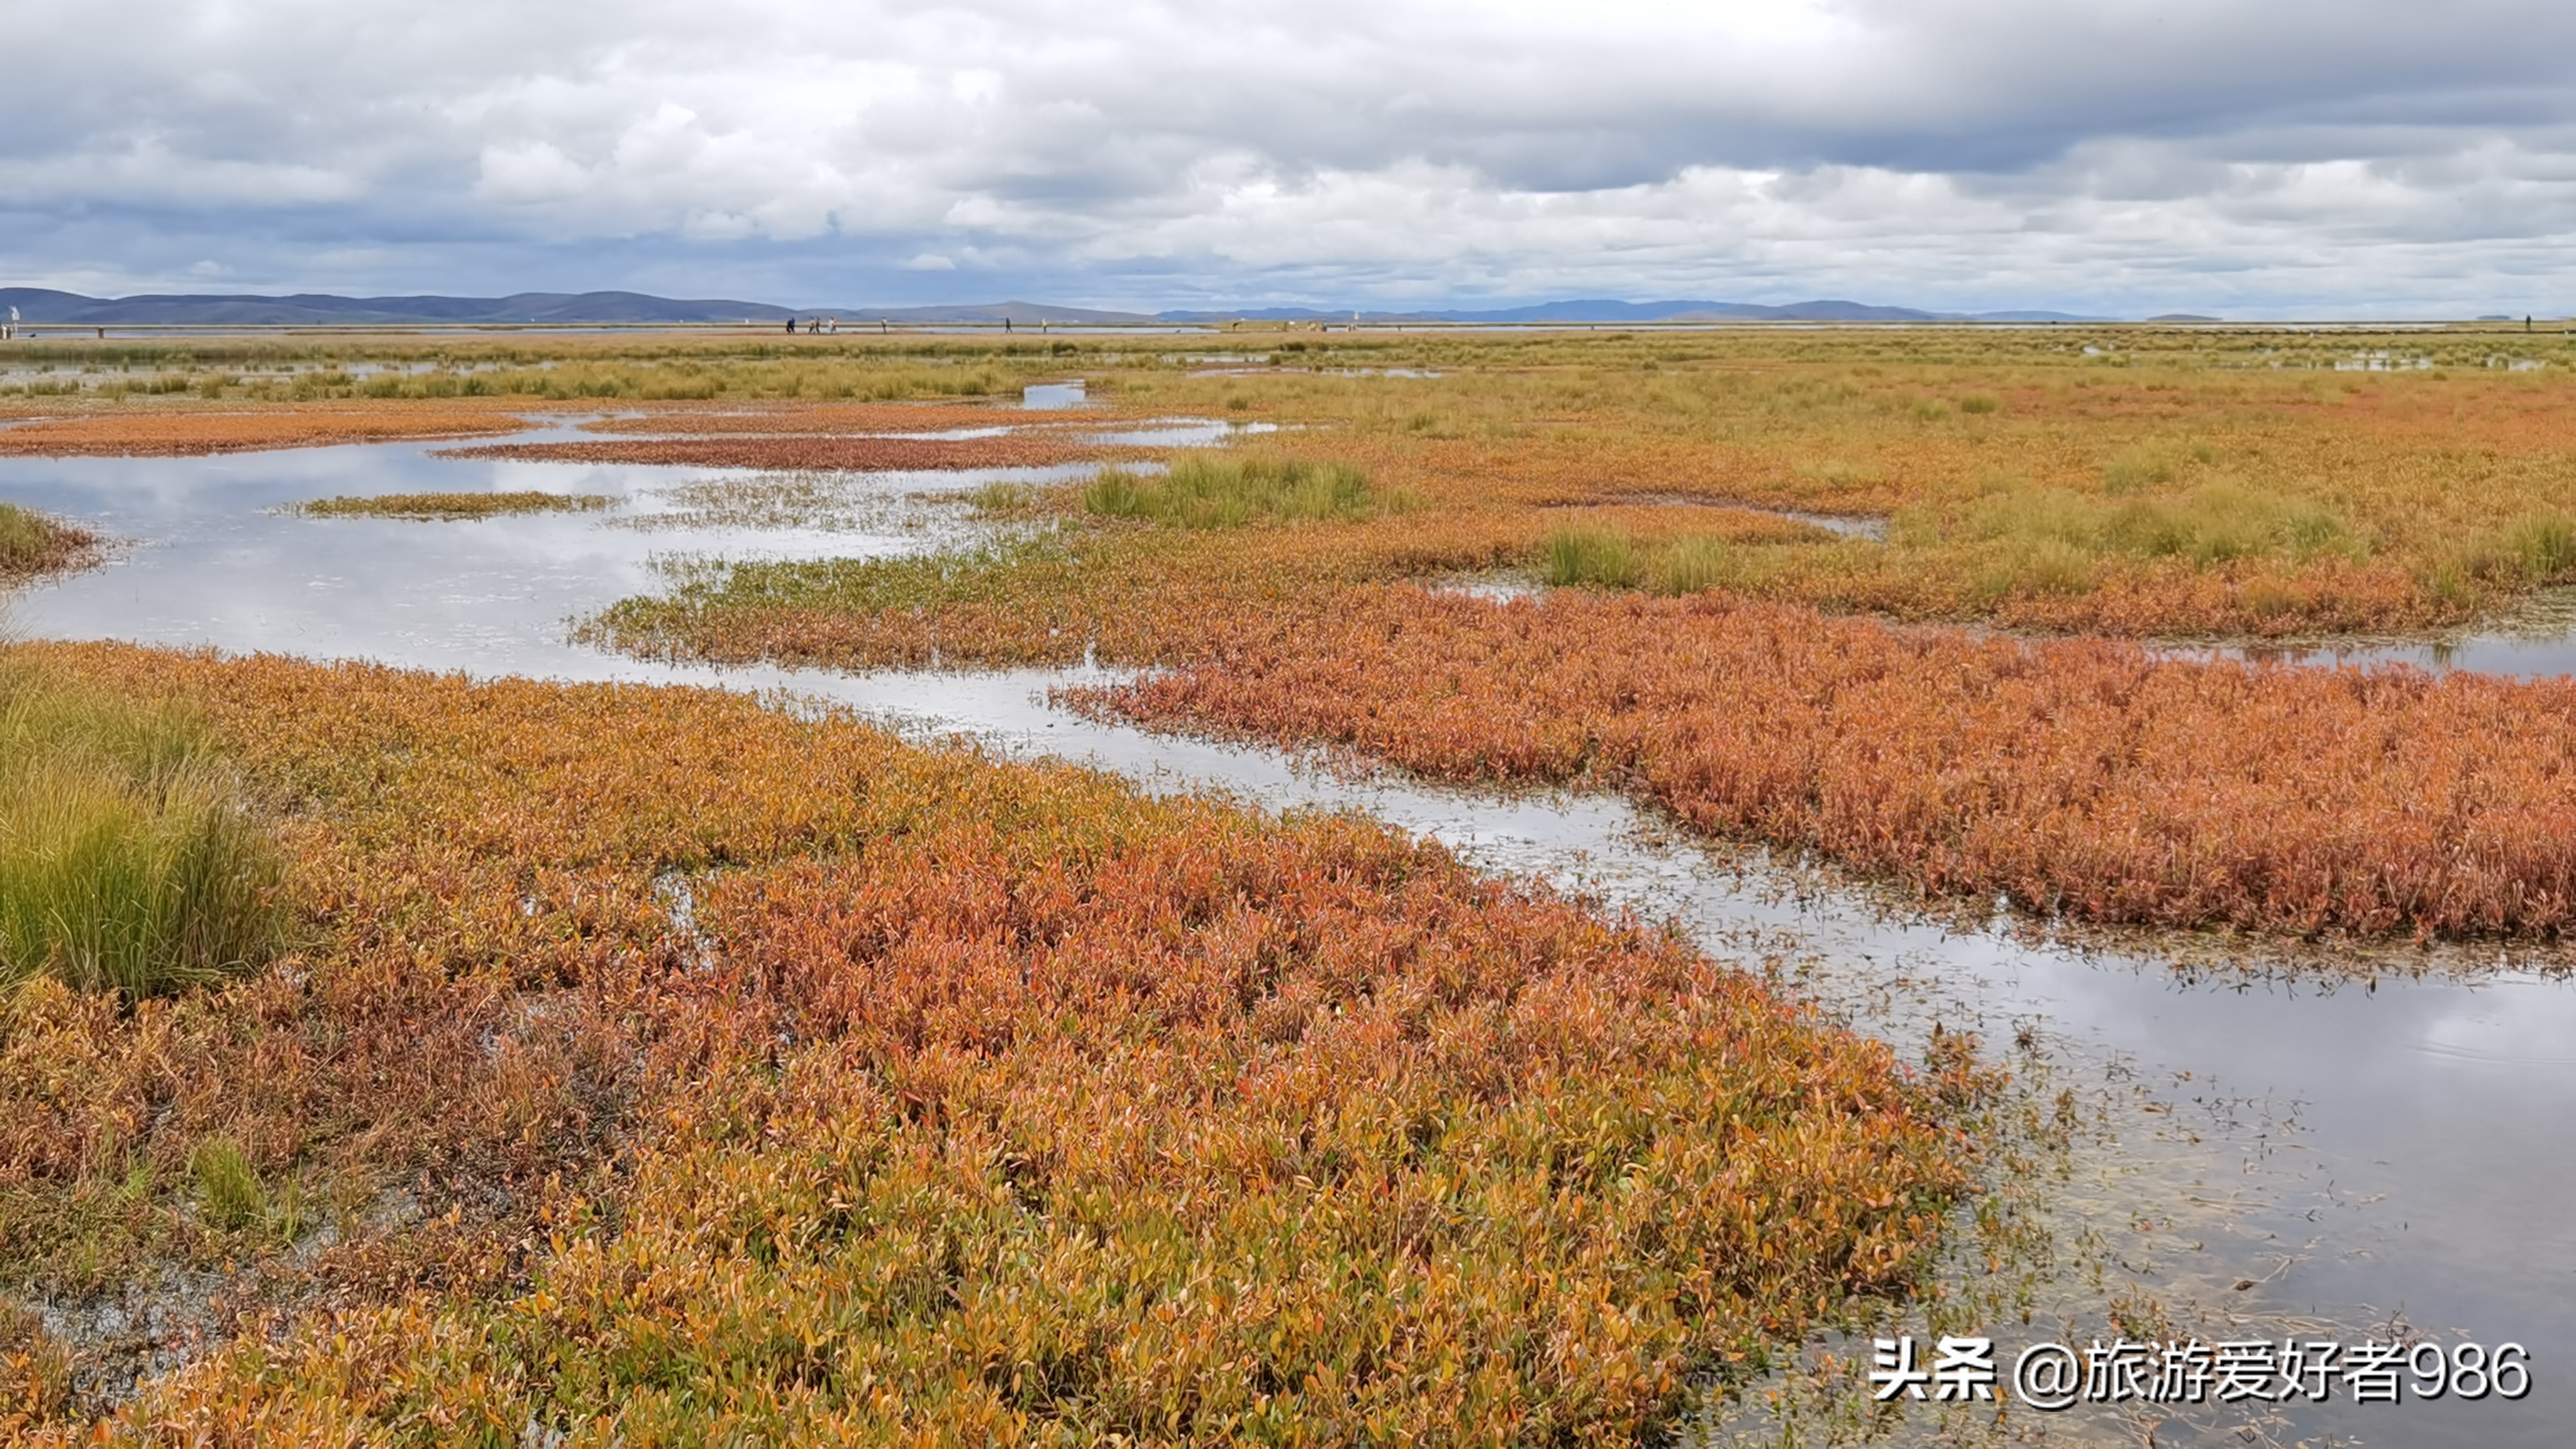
[
  {"x1": 1543, "y1": 525, "x2": 1825, "y2": 596},
  {"x1": 1084, "y1": 455, "x2": 1405, "y2": 528}
]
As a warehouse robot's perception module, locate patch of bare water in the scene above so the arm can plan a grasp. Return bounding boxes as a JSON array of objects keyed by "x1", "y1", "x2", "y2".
[
  {"x1": 2162, "y1": 589, "x2": 2576, "y2": 681},
  {"x1": 0, "y1": 429, "x2": 1072, "y2": 665},
  {"x1": 1082, "y1": 417, "x2": 1282, "y2": 447},
  {"x1": 1021, "y1": 381, "x2": 1091, "y2": 409},
  {"x1": 1425, "y1": 575, "x2": 1544, "y2": 603},
  {"x1": 1550, "y1": 492, "x2": 1892, "y2": 541}
]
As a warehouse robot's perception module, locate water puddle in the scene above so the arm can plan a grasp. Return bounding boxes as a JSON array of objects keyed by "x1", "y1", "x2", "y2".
[
  {"x1": 1426, "y1": 575, "x2": 1543, "y2": 603},
  {"x1": 3, "y1": 436, "x2": 2570, "y2": 1443},
  {"x1": 1021, "y1": 381, "x2": 1091, "y2": 409},
  {"x1": 1763, "y1": 506, "x2": 1888, "y2": 541},
  {"x1": 2160, "y1": 593, "x2": 2576, "y2": 680},
  {"x1": 0, "y1": 434, "x2": 1057, "y2": 665},
  {"x1": 1550, "y1": 493, "x2": 1891, "y2": 542},
  {"x1": 2209, "y1": 633, "x2": 2576, "y2": 680},
  {"x1": 1081, "y1": 418, "x2": 1280, "y2": 448}
]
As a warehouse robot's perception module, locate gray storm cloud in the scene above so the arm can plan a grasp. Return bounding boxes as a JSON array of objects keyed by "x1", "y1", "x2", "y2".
[{"x1": 3, "y1": 0, "x2": 2572, "y2": 311}]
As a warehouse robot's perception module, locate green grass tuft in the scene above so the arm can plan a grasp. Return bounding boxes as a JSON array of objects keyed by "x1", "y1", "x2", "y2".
[
  {"x1": 0, "y1": 502, "x2": 95, "y2": 579},
  {"x1": 1545, "y1": 528, "x2": 1811, "y2": 596},
  {"x1": 2505, "y1": 514, "x2": 2576, "y2": 580},
  {"x1": 1542, "y1": 527, "x2": 1640, "y2": 588},
  {"x1": 188, "y1": 1136, "x2": 265, "y2": 1233},
  {"x1": 1083, "y1": 456, "x2": 1400, "y2": 528},
  {"x1": 965, "y1": 480, "x2": 1041, "y2": 518},
  {"x1": 0, "y1": 657, "x2": 282, "y2": 998}
]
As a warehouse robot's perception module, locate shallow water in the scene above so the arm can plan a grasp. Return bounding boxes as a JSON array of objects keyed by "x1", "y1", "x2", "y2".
[
  {"x1": 0, "y1": 435, "x2": 1096, "y2": 669},
  {"x1": 1770, "y1": 505, "x2": 1889, "y2": 541},
  {"x1": 1020, "y1": 381, "x2": 1091, "y2": 410},
  {"x1": 1084, "y1": 417, "x2": 1281, "y2": 448},
  {"x1": 4, "y1": 437, "x2": 2572, "y2": 1444},
  {"x1": 1553, "y1": 495, "x2": 1892, "y2": 543},
  {"x1": 2227, "y1": 632, "x2": 2576, "y2": 679}
]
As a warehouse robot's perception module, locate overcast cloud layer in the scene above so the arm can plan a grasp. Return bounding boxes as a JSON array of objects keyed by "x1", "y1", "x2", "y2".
[{"x1": 6, "y1": 1, "x2": 2574, "y2": 315}]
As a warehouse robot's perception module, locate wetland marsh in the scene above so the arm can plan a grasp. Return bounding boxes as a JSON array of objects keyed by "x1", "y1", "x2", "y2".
[{"x1": 4, "y1": 326, "x2": 2575, "y2": 1444}]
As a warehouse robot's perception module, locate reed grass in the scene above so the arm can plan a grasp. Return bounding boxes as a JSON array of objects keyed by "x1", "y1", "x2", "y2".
[
  {"x1": 291, "y1": 491, "x2": 613, "y2": 521},
  {"x1": 0, "y1": 657, "x2": 279, "y2": 998},
  {"x1": 1084, "y1": 455, "x2": 1397, "y2": 527},
  {"x1": 0, "y1": 504, "x2": 93, "y2": 579},
  {"x1": 1652, "y1": 533, "x2": 1789, "y2": 594},
  {"x1": 1545, "y1": 526, "x2": 1798, "y2": 595},
  {"x1": 1542, "y1": 525, "x2": 1638, "y2": 587}
]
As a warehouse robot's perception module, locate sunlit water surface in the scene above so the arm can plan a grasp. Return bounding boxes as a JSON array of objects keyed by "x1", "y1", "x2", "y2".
[{"x1": 2, "y1": 419, "x2": 2570, "y2": 1446}]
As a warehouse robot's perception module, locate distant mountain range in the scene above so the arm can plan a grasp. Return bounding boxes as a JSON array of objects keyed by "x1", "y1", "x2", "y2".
[
  {"x1": 0, "y1": 287, "x2": 2119, "y2": 327},
  {"x1": 1174, "y1": 299, "x2": 2107, "y2": 324}
]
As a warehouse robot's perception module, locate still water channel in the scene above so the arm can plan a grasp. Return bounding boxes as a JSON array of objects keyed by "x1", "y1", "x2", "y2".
[{"x1": 1, "y1": 408, "x2": 2568, "y2": 1446}]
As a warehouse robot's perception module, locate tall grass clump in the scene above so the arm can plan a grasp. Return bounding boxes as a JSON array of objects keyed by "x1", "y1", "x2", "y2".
[
  {"x1": 1083, "y1": 455, "x2": 1396, "y2": 528},
  {"x1": 2496, "y1": 513, "x2": 2576, "y2": 581},
  {"x1": 0, "y1": 656, "x2": 280, "y2": 998},
  {"x1": 2426, "y1": 512, "x2": 2576, "y2": 604},
  {"x1": 188, "y1": 1136, "x2": 268, "y2": 1233},
  {"x1": 1543, "y1": 526, "x2": 1640, "y2": 587},
  {"x1": 1546, "y1": 528, "x2": 1803, "y2": 595},
  {"x1": 1650, "y1": 534, "x2": 1787, "y2": 595},
  {"x1": 0, "y1": 502, "x2": 93, "y2": 580}
]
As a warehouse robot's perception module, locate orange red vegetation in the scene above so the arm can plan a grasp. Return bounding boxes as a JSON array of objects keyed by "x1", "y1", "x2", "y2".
[
  {"x1": 1084, "y1": 587, "x2": 2576, "y2": 940},
  {"x1": 441, "y1": 433, "x2": 1126, "y2": 470},
  {"x1": 576, "y1": 402, "x2": 1033, "y2": 434},
  {"x1": 3, "y1": 645, "x2": 1979, "y2": 1441},
  {"x1": 0, "y1": 407, "x2": 537, "y2": 457}
]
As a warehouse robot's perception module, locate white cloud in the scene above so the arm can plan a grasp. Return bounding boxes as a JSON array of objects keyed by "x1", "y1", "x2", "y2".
[{"x1": 1, "y1": 1, "x2": 2572, "y2": 312}]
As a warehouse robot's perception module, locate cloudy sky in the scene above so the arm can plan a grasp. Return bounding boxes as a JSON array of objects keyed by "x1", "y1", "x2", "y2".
[{"x1": 6, "y1": 0, "x2": 2573, "y2": 314}]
